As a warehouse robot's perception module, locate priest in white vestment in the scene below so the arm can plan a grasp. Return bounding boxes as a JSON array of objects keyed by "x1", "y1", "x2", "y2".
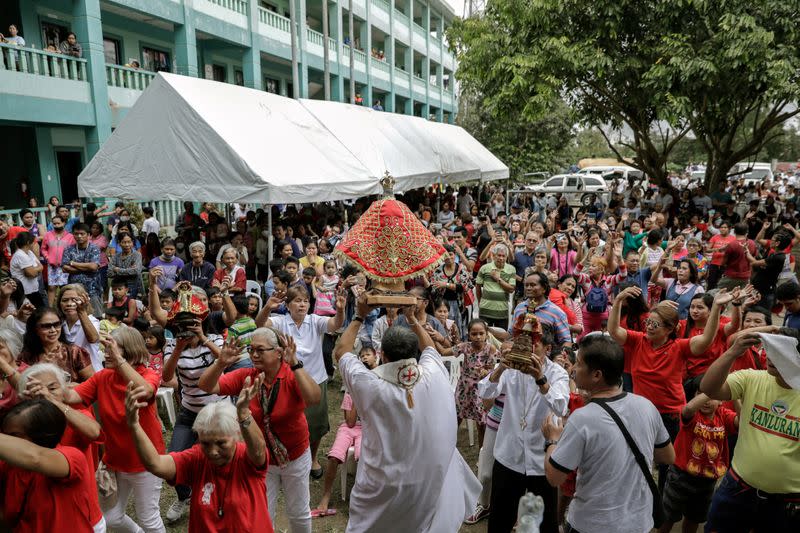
[{"x1": 334, "y1": 298, "x2": 481, "y2": 532}]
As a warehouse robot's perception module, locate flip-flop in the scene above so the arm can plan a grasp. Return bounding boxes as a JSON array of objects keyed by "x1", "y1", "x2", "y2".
[
  {"x1": 310, "y1": 467, "x2": 324, "y2": 479},
  {"x1": 311, "y1": 508, "x2": 337, "y2": 518}
]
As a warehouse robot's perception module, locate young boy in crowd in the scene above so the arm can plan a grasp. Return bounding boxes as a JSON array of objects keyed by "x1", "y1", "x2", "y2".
[
  {"x1": 285, "y1": 256, "x2": 302, "y2": 286},
  {"x1": 659, "y1": 391, "x2": 738, "y2": 533},
  {"x1": 108, "y1": 278, "x2": 137, "y2": 326},
  {"x1": 263, "y1": 258, "x2": 286, "y2": 298},
  {"x1": 222, "y1": 293, "x2": 257, "y2": 366},
  {"x1": 312, "y1": 346, "x2": 378, "y2": 518},
  {"x1": 302, "y1": 266, "x2": 317, "y2": 311},
  {"x1": 99, "y1": 306, "x2": 125, "y2": 335}
]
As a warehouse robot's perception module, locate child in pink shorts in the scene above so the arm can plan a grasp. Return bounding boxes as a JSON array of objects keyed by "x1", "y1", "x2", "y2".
[{"x1": 312, "y1": 346, "x2": 377, "y2": 517}]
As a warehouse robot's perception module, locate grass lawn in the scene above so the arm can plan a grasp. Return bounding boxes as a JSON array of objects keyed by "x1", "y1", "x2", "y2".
[{"x1": 147, "y1": 371, "x2": 487, "y2": 533}]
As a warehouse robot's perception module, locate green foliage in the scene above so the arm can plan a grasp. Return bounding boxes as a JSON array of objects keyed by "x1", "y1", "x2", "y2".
[{"x1": 448, "y1": 0, "x2": 800, "y2": 189}]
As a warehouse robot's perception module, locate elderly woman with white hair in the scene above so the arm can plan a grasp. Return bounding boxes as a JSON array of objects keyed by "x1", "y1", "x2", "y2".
[
  {"x1": 212, "y1": 246, "x2": 246, "y2": 293},
  {"x1": 0, "y1": 328, "x2": 23, "y2": 417},
  {"x1": 18, "y1": 362, "x2": 103, "y2": 492},
  {"x1": 199, "y1": 327, "x2": 320, "y2": 533},
  {"x1": 126, "y1": 374, "x2": 272, "y2": 532},
  {"x1": 178, "y1": 241, "x2": 216, "y2": 290},
  {"x1": 475, "y1": 243, "x2": 517, "y2": 329}
]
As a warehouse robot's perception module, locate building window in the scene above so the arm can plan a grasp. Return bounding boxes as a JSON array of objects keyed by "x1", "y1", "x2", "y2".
[
  {"x1": 259, "y1": 1, "x2": 278, "y2": 12},
  {"x1": 142, "y1": 47, "x2": 171, "y2": 72},
  {"x1": 103, "y1": 37, "x2": 121, "y2": 65},
  {"x1": 212, "y1": 65, "x2": 226, "y2": 82},
  {"x1": 286, "y1": 82, "x2": 293, "y2": 97},
  {"x1": 41, "y1": 21, "x2": 69, "y2": 51},
  {"x1": 234, "y1": 70, "x2": 244, "y2": 86},
  {"x1": 265, "y1": 77, "x2": 280, "y2": 94}
]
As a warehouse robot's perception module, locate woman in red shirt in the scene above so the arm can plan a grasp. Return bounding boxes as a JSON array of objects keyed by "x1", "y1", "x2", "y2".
[
  {"x1": 199, "y1": 328, "x2": 321, "y2": 532},
  {"x1": 609, "y1": 286, "x2": 730, "y2": 489},
  {"x1": 63, "y1": 326, "x2": 166, "y2": 533},
  {"x1": 126, "y1": 374, "x2": 273, "y2": 532},
  {"x1": 549, "y1": 275, "x2": 583, "y2": 337},
  {"x1": 0, "y1": 399, "x2": 103, "y2": 532},
  {"x1": 19, "y1": 363, "x2": 102, "y2": 473},
  {"x1": 212, "y1": 247, "x2": 246, "y2": 293}
]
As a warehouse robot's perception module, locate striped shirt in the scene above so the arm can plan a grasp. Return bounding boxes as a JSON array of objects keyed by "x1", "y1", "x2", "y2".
[
  {"x1": 510, "y1": 299, "x2": 572, "y2": 345},
  {"x1": 574, "y1": 262, "x2": 628, "y2": 310},
  {"x1": 228, "y1": 316, "x2": 257, "y2": 360},
  {"x1": 486, "y1": 394, "x2": 506, "y2": 431},
  {"x1": 164, "y1": 335, "x2": 229, "y2": 413},
  {"x1": 476, "y1": 262, "x2": 516, "y2": 320}
]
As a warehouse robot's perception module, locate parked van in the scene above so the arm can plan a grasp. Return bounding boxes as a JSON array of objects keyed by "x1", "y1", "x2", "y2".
[
  {"x1": 729, "y1": 162, "x2": 773, "y2": 185},
  {"x1": 578, "y1": 165, "x2": 644, "y2": 182}
]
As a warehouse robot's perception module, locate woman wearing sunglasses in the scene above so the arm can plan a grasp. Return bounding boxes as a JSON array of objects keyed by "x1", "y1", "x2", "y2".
[
  {"x1": 18, "y1": 307, "x2": 94, "y2": 384},
  {"x1": 608, "y1": 286, "x2": 733, "y2": 489}
]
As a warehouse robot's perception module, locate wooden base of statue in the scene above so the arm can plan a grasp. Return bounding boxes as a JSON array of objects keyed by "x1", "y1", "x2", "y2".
[
  {"x1": 365, "y1": 282, "x2": 416, "y2": 308},
  {"x1": 504, "y1": 331, "x2": 535, "y2": 373}
]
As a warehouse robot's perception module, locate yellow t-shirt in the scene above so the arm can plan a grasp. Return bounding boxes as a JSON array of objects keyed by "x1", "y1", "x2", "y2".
[
  {"x1": 727, "y1": 369, "x2": 800, "y2": 493},
  {"x1": 299, "y1": 255, "x2": 324, "y2": 272}
]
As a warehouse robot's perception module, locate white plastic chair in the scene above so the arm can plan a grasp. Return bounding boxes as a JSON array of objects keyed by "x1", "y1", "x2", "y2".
[
  {"x1": 441, "y1": 355, "x2": 476, "y2": 446},
  {"x1": 245, "y1": 280, "x2": 262, "y2": 298},
  {"x1": 245, "y1": 292, "x2": 263, "y2": 311},
  {"x1": 156, "y1": 387, "x2": 176, "y2": 429},
  {"x1": 340, "y1": 446, "x2": 357, "y2": 501}
]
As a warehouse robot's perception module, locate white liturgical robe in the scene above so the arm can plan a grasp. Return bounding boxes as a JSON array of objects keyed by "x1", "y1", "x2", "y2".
[{"x1": 340, "y1": 347, "x2": 480, "y2": 532}]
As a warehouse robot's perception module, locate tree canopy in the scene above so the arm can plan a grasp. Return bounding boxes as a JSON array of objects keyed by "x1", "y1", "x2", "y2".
[{"x1": 448, "y1": 0, "x2": 800, "y2": 189}]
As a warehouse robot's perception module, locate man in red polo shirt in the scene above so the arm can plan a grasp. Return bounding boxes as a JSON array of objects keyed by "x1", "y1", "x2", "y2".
[{"x1": 718, "y1": 223, "x2": 757, "y2": 291}]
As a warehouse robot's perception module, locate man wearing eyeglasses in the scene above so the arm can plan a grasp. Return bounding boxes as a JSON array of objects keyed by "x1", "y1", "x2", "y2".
[{"x1": 514, "y1": 232, "x2": 539, "y2": 301}]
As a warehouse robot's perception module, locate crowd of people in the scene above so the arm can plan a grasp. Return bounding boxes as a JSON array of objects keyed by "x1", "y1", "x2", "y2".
[{"x1": 0, "y1": 170, "x2": 799, "y2": 532}]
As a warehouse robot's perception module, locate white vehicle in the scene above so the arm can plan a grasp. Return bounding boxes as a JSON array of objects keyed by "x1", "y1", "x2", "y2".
[
  {"x1": 578, "y1": 165, "x2": 644, "y2": 182},
  {"x1": 729, "y1": 162, "x2": 773, "y2": 185},
  {"x1": 526, "y1": 174, "x2": 609, "y2": 206}
]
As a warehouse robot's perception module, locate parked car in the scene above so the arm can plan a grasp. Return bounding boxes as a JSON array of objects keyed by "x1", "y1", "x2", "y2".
[
  {"x1": 729, "y1": 162, "x2": 773, "y2": 185},
  {"x1": 525, "y1": 174, "x2": 609, "y2": 206},
  {"x1": 578, "y1": 165, "x2": 644, "y2": 182}
]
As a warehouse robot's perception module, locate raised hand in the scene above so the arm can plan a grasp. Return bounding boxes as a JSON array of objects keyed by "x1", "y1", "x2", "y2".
[
  {"x1": 617, "y1": 285, "x2": 642, "y2": 301},
  {"x1": 125, "y1": 382, "x2": 151, "y2": 426},
  {"x1": 335, "y1": 287, "x2": 347, "y2": 312},
  {"x1": 217, "y1": 336, "x2": 242, "y2": 367},
  {"x1": 100, "y1": 336, "x2": 125, "y2": 368},
  {"x1": 236, "y1": 373, "x2": 265, "y2": 413},
  {"x1": 0, "y1": 278, "x2": 17, "y2": 297},
  {"x1": 713, "y1": 289, "x2": 734, "y2": 307},
  {"x1": 281, "y1": 335, "x2": 299, "y2": 366},
  {"x1": 24, "y1": 376, "x2": 54, "y2": 402}
]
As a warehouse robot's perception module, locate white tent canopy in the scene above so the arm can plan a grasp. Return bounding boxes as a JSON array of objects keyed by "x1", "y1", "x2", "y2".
[{"x1": 78, "y1": 73, "x2": 508, "y2": 203}]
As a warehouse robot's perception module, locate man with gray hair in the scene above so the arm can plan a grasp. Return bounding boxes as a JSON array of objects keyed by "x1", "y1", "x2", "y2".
[
  {"x1": 179, "y1": 241, "x2": 216, "y2": 290},
  {"x1": 476, "y1": 243, "x2": 516, "y2": 329},
  {"x1": 333, "y1": 295, "x2": 480, "y2": 532}
]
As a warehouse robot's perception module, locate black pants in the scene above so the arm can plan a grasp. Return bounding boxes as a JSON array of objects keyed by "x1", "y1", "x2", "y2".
[
  {"x1": 484, "y1": 316, "x2": 509, "y2": 332},
  {"x1": 488, "y1": 460, "x2": 558, "y2": 533},
  {"x1": 658, "y1": 412, "x2": 681, "y2": 494}
]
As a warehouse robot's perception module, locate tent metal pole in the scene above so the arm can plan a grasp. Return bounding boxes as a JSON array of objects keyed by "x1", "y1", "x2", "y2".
[
  {"x1": 289, "y1": 0, "x2": 299, "y2": 98},
  {"x1": 267, "y1": 208, "x2": 274, "y2": 264},
  {"x1": 322, "y1": 0, "x2": 330, "y2": 101}
]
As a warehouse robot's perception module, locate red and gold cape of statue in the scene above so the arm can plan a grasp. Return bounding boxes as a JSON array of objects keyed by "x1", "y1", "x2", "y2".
[{"x1": 334, "y1": 196, "x2": 446, "y2": 283}]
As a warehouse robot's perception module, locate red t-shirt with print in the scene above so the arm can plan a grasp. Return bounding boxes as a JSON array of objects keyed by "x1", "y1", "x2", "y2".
[
  {"x1": 0, "y1": 445, "x2": 102, "y2": 531},
  {"x1": 218, "y1": 365, "x2": 309, "y2": 464},
  {"x1": 170, "y1": 442, "x2": 273, "y2": 533},
  {"x1": 674, "y1": 407, "x2": 737, "y2": 479},
  {"x1": 624, "y1": 329, "x2": 691, "y2": 414},
  {"x1": 74, "y1": 366, "x2": 164, "y2": 473}
]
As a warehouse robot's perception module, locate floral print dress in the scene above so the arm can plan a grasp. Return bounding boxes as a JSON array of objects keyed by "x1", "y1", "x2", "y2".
[{"x1": 454, "y1": 341, "x2": 499, "y2": 422}]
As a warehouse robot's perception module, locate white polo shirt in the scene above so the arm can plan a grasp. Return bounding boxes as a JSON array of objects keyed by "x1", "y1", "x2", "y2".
[
  {"x1": 63, "y1": 315, "x2": 103, "y2": 371},
  {"x1": 270, "y1": 313, "x2": 330, "y2": 384}
]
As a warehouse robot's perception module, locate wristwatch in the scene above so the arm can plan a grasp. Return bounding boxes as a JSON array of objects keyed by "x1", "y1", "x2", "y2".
[
  {"x1": 544, "y1": 439, "x2": 559, "y2": 452},
  {"x1": 352, "y1": 316, "x2": 365, "y2": 323},
  {"x1": 535, "y1": 375, "x2": 548, "y2": 387},
  {"x1": 290, "y1": 361, "x2": 304, "y2": 371}
]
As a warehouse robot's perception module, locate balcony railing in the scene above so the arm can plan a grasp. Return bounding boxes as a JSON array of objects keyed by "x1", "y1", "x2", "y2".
[
  {"x1": 372, "y1": 0, "x2": 390, "y2": 14},
  {"x1": 371, "y1": 57, "x2": 390, "y2": 75},
  {"x1": 0, "y1": 43, "x2": 87, "y2": 81},
  {"x1": 393, "y1": 8, "x2": 407, "y2": 20},
  {"x1": 206, "y1": 0, "x2": 248, "y2": 14},
  {"x1": 258, "y1": 7, "x2": 290, "y2": 33},
  {"x1": 106, "y1": 64, "x2": 156, "y2": 90},
  {"x1": 412, "y1": 22, "x2": 427, "y2": 43},
  {"x1": 412, "y1": 74, "x2": 426, "y2": 94},
  {"x1": 354, "y1": 48, "x2": 367, "y2": 65},
  {"x1": 307, "y1": 28, "x2": 324, "y2": 47}
]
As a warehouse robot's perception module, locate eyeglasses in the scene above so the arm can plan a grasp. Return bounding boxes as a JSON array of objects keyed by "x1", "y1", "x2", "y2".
[
  {"x1": 249, "y1": 345, "x2": 278, "y2": 355},
  {"x1": 644, "y1": 318, "x2": 663, "y2": 329},
  {"x1": 38, "y1": 321, "x2": 62, "y2": 331}
]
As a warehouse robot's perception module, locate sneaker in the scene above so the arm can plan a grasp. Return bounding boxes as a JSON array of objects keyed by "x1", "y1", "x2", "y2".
[
  {"x1": 166, "y1": 499, "x2": 189, "y2": 522},
  {"x1": 464, "y1": 504, "x2": 490, "y2": 525}
]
